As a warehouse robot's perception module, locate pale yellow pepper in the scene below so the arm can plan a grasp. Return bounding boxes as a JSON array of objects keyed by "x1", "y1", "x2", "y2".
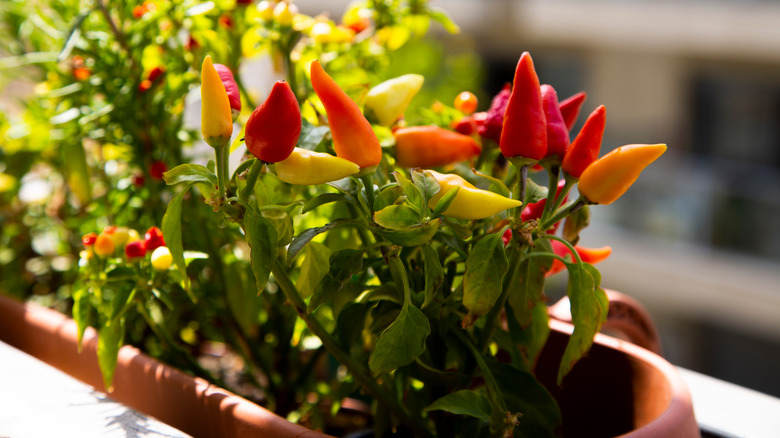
[
  {"x1": 427, "y1": 170, "x2": 523, "y2": 220},
  {"x1": 364, "y1": 74, "x2": 424, "y2": 126},
  {"x1": 275, "y1": 147, "x2": 360, "y2": 185}
]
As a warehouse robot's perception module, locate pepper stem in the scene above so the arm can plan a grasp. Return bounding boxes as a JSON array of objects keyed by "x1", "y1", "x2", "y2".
[
  {"x1": 214, "y1": 144, "x2": 230, "y2": 201},
  {"x1": 240, "y1": 158, "x2": 264, "y2": 203}
]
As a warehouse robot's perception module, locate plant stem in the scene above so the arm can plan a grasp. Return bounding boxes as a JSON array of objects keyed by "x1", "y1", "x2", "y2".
[
  {"x1": 540, "y1": 165, "x2": 560, "y2": 224},
  {"x1": 270, "y1": 259, "x2": 434, "y2": 438},
  {"x1": 215, "y1": 145, "x2": 230, "y2": 200},
  {"x1": 361, "y1": 173, "x2": 376, "y2": 213},
  {"x1": 540, "y1": 197, "x2": 587, "y2": 231},
  {"x1": 240, "y1": 158, "x2": 264, "y2": 203}
]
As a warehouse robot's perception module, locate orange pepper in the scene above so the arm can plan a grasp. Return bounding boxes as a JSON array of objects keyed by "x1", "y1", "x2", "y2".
[
  {"x1": 309, "y1": 60, "x2": 382, "y2": 169},
  {"x1": 394, "y1": 126, "x2": 481, "y2": 168},
  {"x1": 200, "y1": 55, "x2": 233, "y2": 148},
  {"x1": 546, "y1": 240, "x2": 612, "y2": 276},
  {"x1": 578, "y1": 143, "x2": 667, "y2": 205}
]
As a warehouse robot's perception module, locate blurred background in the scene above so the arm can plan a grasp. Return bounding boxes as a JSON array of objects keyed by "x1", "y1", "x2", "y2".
[{"x1": 298, "y1": 0, "x2": 780, "y2": 398}]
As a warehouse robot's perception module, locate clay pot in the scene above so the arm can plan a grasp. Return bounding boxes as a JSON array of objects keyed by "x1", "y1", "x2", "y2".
[{"x1": 0, "y1": 292, "x2": 698, "y2": 437}]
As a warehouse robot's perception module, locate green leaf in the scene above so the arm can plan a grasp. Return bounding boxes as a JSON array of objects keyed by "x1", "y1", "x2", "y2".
[
  {"x1": 287, "y1": 220, "x2": 355, "y2": 264},
  {"x1": 422, "y1": 244, "x2": 443, "y2": 308},
  {"x1": 424, "y1": 389, "x2": 492, "y2": 423},
  {"x1": 368, "y1": 300, "x2": 431, "y2": 375},
  {"x1": 162, "y1": 185, "x2": 192, "y2": 295},
  {"x1": 462, "y1": 233, "x2": 509, "y2": 327},
  {"x1": 506, "y1": 299, "x2": 550, "y2": 372},
  {"x1": 371, "y1": 219, "x2": 440, "y2": 247},
  {"x1": 302, "y1": 192, "x2": 353, "y2": 214},
  {"x1": 432, "y1": 185, "x2": 459, "y2": 218},
  {"x1": 557, "y1": 262, "x2": 606, "y2": 384},
  {"x1": 163, "y1": 164, "x2": 217, "y2": 187},
  {"x1": 487, "y1": 361, "x2": 561, "y2": 437},
  {"x1": 244, "y1": 208, "x2": 279, "y2": 294},
  {"x1": 429, "y1": 7, "x2": 461, "y2": 34},
  {"x1": 261, "y1": 208, "x2": 294, "y2": 247},
  {"x1": 225, "y1": 258, "x2": 260, "y2": 335},
  {"x1": 328, "y1": 177, "x2": 363, "y2": 201},
  {"x1": 72, "y1": 285, "x2": 91, "y2": 351},
  {"x1": 374, "y1": 204, "x2": 422, "y2": 229},
  {"x1": 97, "y1": 318, "x2": 125, "y2": 392},
  {"x1": 472, "y1": 169, "x2": 510, "y2": 198},
  {"x1": 392, "y1": 171, "x2": 423, "y2": 214},
  {"x1": 308, "y1": 249, "x2": 364, "y2": 313},
  {"x1": 373, "y1": 184, "x2": 404, "y2": 212},
  {"x1": 508, "y1": 240, "x2": 553, "y2": 328},
  {"x1": 296, "y1": 242, "x2": 332, "y2": 298},
  {"x1": 297, "y1": 118, "x2": 331, "y2": 151},
  {"x1": 525, "y1": 179, "x2": 549, "y2": 205},
  {"x1": 412, "y1": 169, "x2": 439, "y2": 207},
  {"x1": 62, "y1": 141, "x2": 91, "y2": 205}
]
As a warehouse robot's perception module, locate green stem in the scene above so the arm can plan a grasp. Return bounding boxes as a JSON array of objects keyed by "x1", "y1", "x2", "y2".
[
  {"x1": 451, "y1": 323, "x2": 507, "y2": 413},
  {"x1": 549, "y1": 173, "x2": 577, "y2": 218},
  {"x1": 542, "y1": 234, "x2": 583, "y2": 264},
  {"x1": 477, "y1": 246, "x2": 521, "y2": 353},
  {"x1": 540, "y1": 166, "x2": 560, "y2": 223},
  {"x1": 540, "y1": 197, "x2": 587, "y2": 231},
  {"x1": 215, "y1": 145, "x2": 230, "y2": 200},
  {"x1": 361, "y1": 173, "x2": 376, "y2": 213},
  {"x1": 514, "y1": 164, "x2": 528, "y2": 222},
  {"x1": 240, "y1": 158, "x2": 264, "y2": 203},
  {"x1": 271, "y1": 259, "x2": 433, "y2": 438}
]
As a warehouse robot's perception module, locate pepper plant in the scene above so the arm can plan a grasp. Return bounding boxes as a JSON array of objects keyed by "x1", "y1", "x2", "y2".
[{"x1": 159, "y1": 50, "x2": 665, "y2": 436}]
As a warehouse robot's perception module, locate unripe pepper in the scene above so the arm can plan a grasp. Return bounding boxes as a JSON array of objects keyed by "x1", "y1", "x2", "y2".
[
  {"x1": 310, "y1": 60, "x2": 382, "y2": 169},
  {"x1": 275, "y1": 147, "x2": 360, "y2": 185},
  {"x1": 245, "y1": 81, "x2": 301, "y2": 163},
  {"x1": 364, "y1": 74, "x2": 424, "y2": 126},
  {"x1": 578, "y1": 143, "x2": 666, "y2": 205},
  {"x1": 200, "y1": 55, "x2": 234, "y2": 148},
  {"x1": 394, "y1": 126, "x2": 481, "y2": 168},
  {"x1": 499, "y1": 52, "x2": 547, "y2": 161},
  {"x1": 541, "y1": 84, "x2": 570, "y2": 160},
  {"x1": 562, "y1": 105, "x2": 606, "y2": 178},
  {"x1": 559, "y1": 91, "x2": 587, "y2": 131},
  {"x1": 426, "y1": 170, "x2": 523, "y2": 220},
  {"x1": 151, "y1": 246, "x2": 173, "y2": 271},
  {"x1": 213, "y1": 63, "x2": 241, "y2": 119},
  {"x1": 144, "y1": 226, "x2": 166, "y2": 252},
  {"x1": 547, "y1": 240, "x2": 612, "y2": 276}
]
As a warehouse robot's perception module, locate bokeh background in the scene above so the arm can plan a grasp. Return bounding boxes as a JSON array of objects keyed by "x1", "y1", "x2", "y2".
[{"x1": 301, "y1": 0, "x2": 780, "y2": 398}]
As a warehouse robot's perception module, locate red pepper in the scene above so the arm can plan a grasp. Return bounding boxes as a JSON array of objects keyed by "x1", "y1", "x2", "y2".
[
  {"x1": 245, "y1": 81, "x2": 301, "y2": 163},
  {"x1": 213, "y1": 64, "x2": 241, "y2": 116},
  {"x1": 144, "y1": 226, "x2": 165, "y2": 252},
  {"x1": 562, "y1": 105, "x2": 606, "y2": 178},
  {"x1": 394, "y1": 126, "x2": 481, "y2": 168},
  {"x1": 310, "y1": 60, "x2": 381, "y2": 168},
  {"x1": 499, "y1": 52, "x2": 546, "y2": 161},
  {"x1": 541, "y1": 84, "x2": 569, "y2": 160},
  {"x1": 124, "y1": 240, "x2": 147, "y2": 259},
  {"x1": 150, "y1": 161, "x2": 167, "y2": 180},
  {"x1": 521, "y1": 179, "x2": 567, "y2": 233},
  {"x1": 148, "y1": 66, "x2": 165, "y2": 83},
  {"x1": 82, "y1": 232, "x2": 97, "y2": 247},
  {"x1": 477, "y1": 84, "x2": 510, "y2": 143},
  {"x1": 559, "y1": 91, "x2": 587, "y2": 132},
  {"x1": 546, "y1": 240, "x2": 612, "y2": 276}
]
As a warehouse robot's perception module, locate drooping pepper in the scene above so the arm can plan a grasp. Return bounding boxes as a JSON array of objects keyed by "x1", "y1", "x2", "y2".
[
  {"x1": 275, "y1": 147, "x2": 360, "y2": 185},
  {"x1": 578, "y1": 143, "x2": 667, "y2": 205},
  {"x1": 200, "y1": 55, "x2": 233, "y2": 148},
  {"x1": 478, "y1": 83, "x2": 510, "y2": 143},
  {"x1": 562, "y1": 105, "x2": 606, "y2": 178},
  {"x1": 364, "y1": 74, "x2": 424, "y2": 126},
  {"x1": 245, "y1": 81, "x2": 301, "y2": 163},
  {"x1": 541, "y1": 84, "x2": 570, "y2": 160},
  {"x1": 426, "y1": 170, "x2": 523, "y2": 220},
  {"x1": 499, "y1": 52, "x2": 547, "y2": 162},
  {"x1": 394, "y1": 126, "x2": 482, "y2": 168},
  {"x1": 309, "y1": 60, "x2": 382, "y2": 168},
  {"x1": 547, "y1": 240, "x2": 612, "y2": 276},
  {"x1": 559, "y1": 91, "x2": 587, "y2": 132},
  {"x1": 213, "y1": 63, "x2": 241, "y2": 119}
]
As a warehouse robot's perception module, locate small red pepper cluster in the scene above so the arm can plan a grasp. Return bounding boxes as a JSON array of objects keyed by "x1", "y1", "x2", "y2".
[{"x1": 82, "y1": 226, "x2": 165, "y2": 260}]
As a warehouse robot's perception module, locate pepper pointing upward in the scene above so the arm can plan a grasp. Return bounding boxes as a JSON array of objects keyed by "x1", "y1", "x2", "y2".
[
  {"x1": 500, "y1": 52, "x2": 547, "y2": 162},
  {"x1": 310, "y1": 60, "x2": 382, "y2": 169}
]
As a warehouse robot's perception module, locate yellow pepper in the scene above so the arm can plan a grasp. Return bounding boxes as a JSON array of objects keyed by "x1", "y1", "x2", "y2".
[
  {"x1": 200, "y1": 55, "x2": 233, "y2": 148},
  {"x1": 364, "y1": 74, "x2": 424, "y2": 126},
  {"x1": 578, "y1": 143, "x2": 666, "y2": 205},
  {"x1": 93, "y1": 234, "x2": 115, "y2": 258},
  {"x1": 275, "y1": 147, "x2": 360, "y2": 185},
  {"x1": 151, "y1": 246, "x2": 173, "y2": 271},
  {"x1": 427, "y1": 170, "x2": 523, "y2": 220}
]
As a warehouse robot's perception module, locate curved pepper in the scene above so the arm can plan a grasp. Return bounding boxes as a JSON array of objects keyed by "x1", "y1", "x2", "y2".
[
  {"x1": 364, "y1": 74, "x2": 424, "y2": 126},
  {"x1": 559, "y1": 91, "x2": 587, "y2": 132},
  {"x1": 562, "y1": 105, "x2": 606, "y2": 178},
  {"x1": 499, "y1": 52, "x2": 547, "y2": 161},
  {"x1": 427, "y1": 170, "x2": 523, "y2": 220},
  {"x1": 213, "y1": 63, "x2": 241, "y2": 119},
  {"x1": 541, "y1": 84, "x2": 570, "y2": 160},
  {"x1": 245, "y1": 81, "x2": 301, "y2": 163},
  {"x1": 200, "y1": 55, "x2": 234, "y2": 147},
  {"x1": 578, "y1": 144, "x2": 667, "y2": 205},
  {"x1": 394, "y1": 126, "x2": 482, "y2": 168},
  {"x1": 275, "y1": 147, "x2": 360, "y2": 185},
  {"x1": 310, "y1": 60, "x2": 382, "y2": 168},
  {"x1": 547, "y1": 240, "x2": 612, "y2": 276}
]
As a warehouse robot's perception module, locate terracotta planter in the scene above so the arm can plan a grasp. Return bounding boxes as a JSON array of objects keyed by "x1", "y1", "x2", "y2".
[{"x1": 0, "y1": 292, "x2": 698, "y2": 437}]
